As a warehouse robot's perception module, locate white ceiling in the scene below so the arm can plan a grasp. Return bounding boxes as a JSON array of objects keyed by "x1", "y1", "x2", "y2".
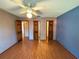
[{"x1": 0, "y1": 0, "x2": 79, "y2": 18}]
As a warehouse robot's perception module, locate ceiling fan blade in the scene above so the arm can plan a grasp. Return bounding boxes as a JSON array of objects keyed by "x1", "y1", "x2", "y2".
[
  {"x1": 20, "y1": 8, "x2": 27, "y2": 14},
  {"x1": 18, "y1": 4, "x2": 27, "y2": 9},
  {"x1": 9, "y1": 6, "x2": 21, "y2": 11},
  {"x1": 20, "y1": 11, "x2": 27, "y2": 14},
  {"x1": 35, "y1": 10, "x2": 42, "y2": 15},
  {"x1": 32, "y1": 11, "x2": 38, "y2": 16},
  {"x1": 32, "y1": 7, "x2": 43, "y2": 10},
  {"x1": 11, "y1": 0, "x2": 27, "y2": 9},
  {"x1": 32, "y1": 7, "x2": 43, "y2": 14},
  {"x1": 32, "y1": 8, "x2": 42, "y2": 16}
]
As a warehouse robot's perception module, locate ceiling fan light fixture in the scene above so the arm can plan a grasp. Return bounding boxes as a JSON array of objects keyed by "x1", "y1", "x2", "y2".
[
  {"x1": 26, "y1": 13, "x2": 32, "y2": 18},
  {"x1": 27, "y1": 9, "x2": 32, "y2": 13}
]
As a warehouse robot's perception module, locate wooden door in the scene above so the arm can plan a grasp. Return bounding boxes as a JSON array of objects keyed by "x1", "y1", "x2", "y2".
[
  {"x1": 48, "y1": 21, "x2": 53, "y2": 40},
  {"x1": 33, "y1": 21, "x2": 38, "y2": 40},
  {"x1": 16, "y1": 20, "x2": 22, "y2": 42}
]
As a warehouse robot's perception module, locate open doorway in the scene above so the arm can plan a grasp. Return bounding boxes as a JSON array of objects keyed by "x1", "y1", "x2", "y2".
[
  {"x1": 16, "y1": 20, "x2": 22, "y2": 42},
  {"x1": 46, "y1": 20, "x2": 53, "y2": 40},
  {"x1": 22, "y1": 21, "x2": 29, "y2": 40},
  {"x1": 33, "y1": 21, "x2": 39, "y2": 40},
  {"x1": 46, "y1": 21, "x2": 49, "y2": 40}
]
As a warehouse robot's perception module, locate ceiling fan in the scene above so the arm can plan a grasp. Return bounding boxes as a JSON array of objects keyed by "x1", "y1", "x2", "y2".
[{"x1": 11, "y1": 0, "x2": 43, "y2": 18}]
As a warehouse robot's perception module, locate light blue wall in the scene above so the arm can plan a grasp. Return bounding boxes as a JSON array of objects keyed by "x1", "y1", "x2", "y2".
[{"x1": 56, "y1": 6, "x2": 79, "y2": 58}]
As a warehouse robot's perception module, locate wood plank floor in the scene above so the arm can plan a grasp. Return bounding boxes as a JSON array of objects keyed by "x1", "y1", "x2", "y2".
[{"x1": 0, "y1": 39, "x2": 76, "y2": 59}]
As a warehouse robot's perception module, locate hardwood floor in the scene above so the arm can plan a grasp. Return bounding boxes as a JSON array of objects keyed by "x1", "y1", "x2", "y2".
[{"x1": 0, "y1": 39, "x2": 76, "y2": 59}]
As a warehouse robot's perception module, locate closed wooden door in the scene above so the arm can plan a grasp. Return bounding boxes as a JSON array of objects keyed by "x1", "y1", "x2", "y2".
[
  {"x1": 16, "y1": 20, "x2": 22, "y2": 42},
  {"x1": 48, "y1": 21, "x2": 53, "y2": 40},
  {"x1": 33, "y1": 21, "x2": 38, "y2": 40}
]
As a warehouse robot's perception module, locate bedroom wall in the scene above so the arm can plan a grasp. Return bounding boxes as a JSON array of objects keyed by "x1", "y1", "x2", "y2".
[
  {"x1": 0, "y1": 9, "x2": 17, "y2": 54},
  {"x1": 56, "y1": 6, "x2": 79, "y2": 58}
]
